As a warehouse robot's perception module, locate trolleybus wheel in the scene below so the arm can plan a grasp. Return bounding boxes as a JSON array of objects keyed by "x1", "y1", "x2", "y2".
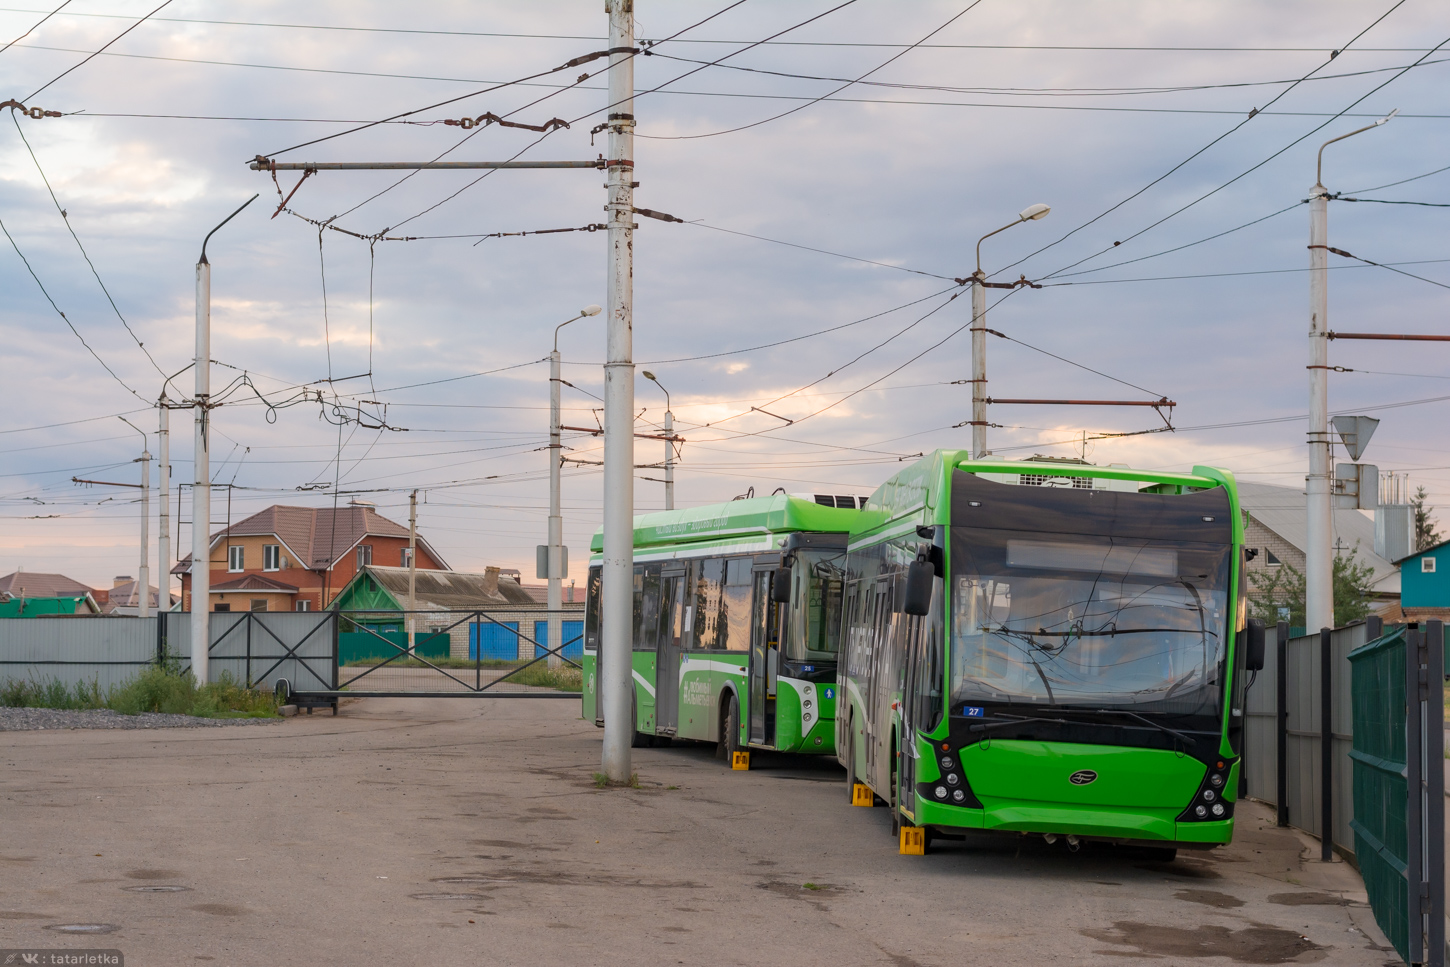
[
  {"x1": 630, "y1": 692, "x2": 650, "y2": 748},
  {"x1": 717, "y1": 693, "x2": 740, "y2": 762},
  {"x1": 844, "y1": 719, "x2": 857, "y2": 803}
]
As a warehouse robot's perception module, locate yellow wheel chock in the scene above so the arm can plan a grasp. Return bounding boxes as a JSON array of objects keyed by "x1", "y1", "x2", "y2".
[
  {"x1": 851, "y1": 782, "x2": 874, "y2": 807},
  {"x1": 731, "y1": 751, "x2": 751, "y2": 771},
  {"x1": 899, "y1": 826, "x2": 926, "y2": 855}
]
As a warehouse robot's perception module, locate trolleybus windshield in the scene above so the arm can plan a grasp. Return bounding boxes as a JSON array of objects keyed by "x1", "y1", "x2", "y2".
[{"x1": 949, "y1": 530, "x2": 1230, "y2": 718}]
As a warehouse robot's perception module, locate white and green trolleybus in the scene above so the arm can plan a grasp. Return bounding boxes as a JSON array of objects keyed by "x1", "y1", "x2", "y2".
[
  {"x1": 839, "y1": 452, "x2": 1265, "y2": 858},
  {"x1": 581, "y1": 493, "x2": 862, "y2": 760}
]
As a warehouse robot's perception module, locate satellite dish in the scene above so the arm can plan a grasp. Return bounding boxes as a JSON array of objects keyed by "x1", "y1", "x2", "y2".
[{"x1": 1331, "y1": 415, "x2": 1379, "y2": 461}]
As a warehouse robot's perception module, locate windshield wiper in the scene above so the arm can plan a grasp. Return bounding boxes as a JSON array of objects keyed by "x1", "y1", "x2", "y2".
[
  {"x1": 1086, "y1": 708, "x2": 1194, "y2": 745},
  {"x1": 968, "y1": 713, "x2": 1070, "y2": 733}
]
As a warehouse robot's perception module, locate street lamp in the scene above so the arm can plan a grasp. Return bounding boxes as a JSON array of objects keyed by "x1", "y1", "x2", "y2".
[
  {"x1": 642, "y1": 370, "x2": 674, "y2": 511},
  {"x1": 970, "y1": 203, "x2": 1051, "y2": 460},
  {"x1": 1304, "y1": 110, "x2": 1395, "y2": 633},
  {"x1": 118, "y1": 416, "x2": 151, "y2": 619},
  {"x1": 547, "y1": 305, "x2": 602, "y2": 668}
]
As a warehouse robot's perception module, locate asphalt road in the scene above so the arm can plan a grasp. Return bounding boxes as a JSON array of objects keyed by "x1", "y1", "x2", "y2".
[{"x1": 0, "y1": 698, "x2": 1397, "y2": 966}]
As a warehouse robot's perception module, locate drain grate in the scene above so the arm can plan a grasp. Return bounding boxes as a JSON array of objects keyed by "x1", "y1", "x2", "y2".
[
  {"x1": 123, "y1": 885, "x2": 190, "y2": 893},
  {"x1": 45, "y1": 924, "x2": 120, "y2": 934}
]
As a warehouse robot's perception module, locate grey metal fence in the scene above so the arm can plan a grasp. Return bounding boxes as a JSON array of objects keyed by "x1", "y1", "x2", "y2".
[
  {"x1": 1244, "y1": 618, "x2": 1382, "y2": 861},
  {"x1": 0, "y1": 616, "x2": 160, "y2": 691},
  {"x1": 0, "y1": 612, "x2": 337, "y2": 694}
]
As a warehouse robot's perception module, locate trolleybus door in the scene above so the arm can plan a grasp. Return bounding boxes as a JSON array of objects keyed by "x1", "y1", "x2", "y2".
[
  {"x1": 749, "y1": 569, "x2": 781, "y2": 746},
  {"x1": 654, "y1": 568, "x2": 686, "y2": 735}
]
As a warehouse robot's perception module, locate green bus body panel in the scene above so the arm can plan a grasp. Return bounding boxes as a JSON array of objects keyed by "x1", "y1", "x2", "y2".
[
  {"x1": 962, "y1": 741, "x2": 1206, "y2": 810},
  {"x1": 588, "y1": 494, "x2": 861, "y2": 554}
]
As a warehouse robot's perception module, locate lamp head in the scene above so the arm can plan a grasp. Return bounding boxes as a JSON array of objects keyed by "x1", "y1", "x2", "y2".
[
  {"x1": 1019, "y1": 203, "x2": 1051, "y2": 222},
  {"x1": 643, "y1": 371, "x2": 658, "y2": 382},
  {"x1": 582, "y1": 304, "x2": 603, "y2": 317}
]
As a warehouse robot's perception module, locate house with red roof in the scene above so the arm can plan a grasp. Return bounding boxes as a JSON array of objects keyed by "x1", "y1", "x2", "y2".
[{"x1": 173, "y1": 500, "x2": 447, "y2": 613}]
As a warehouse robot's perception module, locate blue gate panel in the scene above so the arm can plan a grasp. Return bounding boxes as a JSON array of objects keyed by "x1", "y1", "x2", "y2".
[
  {"x1": 469, "y1": 621, "x2": 520, "y2": 660},
  {"x1": 533, "y1": 620, "x2": 583, "y2": 660}
]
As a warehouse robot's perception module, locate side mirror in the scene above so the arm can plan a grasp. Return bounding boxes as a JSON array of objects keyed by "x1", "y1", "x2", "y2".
[
  {"x1": 771, "y1": 568, "x2": 792, "y2": 604},
  {"x1": 904, "y1": 558, "x2": 933, "y2": 616},
  {"x1": 1241, "y1": 618, "x2": 1266, "y2": 672}
]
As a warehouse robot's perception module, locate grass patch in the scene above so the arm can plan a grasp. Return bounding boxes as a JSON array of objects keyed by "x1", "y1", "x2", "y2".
[
  {"x1": 593, "y1": 772, "x2": 640, "y2": 789},
  {"x1": 503, "y1": 662, "x2": 582, "y2": 692},
  {"x1": 0, "y1": 666, "x2": 279, "y2": 719},
  {"x1": 803, "y1": 883, "x2": 824, "y2": 892},
  {"x1": 345, "y1": 656, "x2": 521, "y2": 669}
]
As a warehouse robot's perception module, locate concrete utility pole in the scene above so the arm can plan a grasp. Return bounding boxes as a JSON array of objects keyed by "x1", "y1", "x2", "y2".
[
  {"x1": 600, "y1": 0, "x2": 636, "y2": 783},
  {"x1": 970, "y1": 203, "x2": 1050, "y2": 459},
  {"x1": 192, "y1": 194, "x2": 257, "y2": 684},
  {"x1": 158, "y1": 396, "x2": 170, "y2": 617},
  {"x1": 643, "y1": 370, "x2": 673, "y2": 510},
  {"x1": 1306, "y1": 112, "x2": 1394, "y2": 632},
  {"x1": 120, "y1": 416, "x2": 150, "y2": 619},
  {"x1": 550, "y1": 306, "x2": 602, "y2": 669},
  {"x1": 408, "y1": 489, "x2": 418, "y2": 655}
]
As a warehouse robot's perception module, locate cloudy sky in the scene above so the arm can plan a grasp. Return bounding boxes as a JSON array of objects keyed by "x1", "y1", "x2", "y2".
[{"x1": 1, "y1": 0, "x2": 1446, "y2": 592}]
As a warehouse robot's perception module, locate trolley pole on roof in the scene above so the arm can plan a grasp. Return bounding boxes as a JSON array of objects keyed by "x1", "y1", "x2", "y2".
[
  {"x1": 600, "y1": 0, "x2": 637, "y2": 783},
  {"x1": 1305, "y1": 113, "x2": 1393, "y2": 632}
]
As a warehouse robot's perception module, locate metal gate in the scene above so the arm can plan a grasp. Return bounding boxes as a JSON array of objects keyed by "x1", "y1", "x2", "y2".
[{"x1": 285, "y1": 609, "x2": 585, "y2": 702}]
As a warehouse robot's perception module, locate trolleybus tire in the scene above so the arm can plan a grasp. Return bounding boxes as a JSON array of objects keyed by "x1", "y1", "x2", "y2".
[
  {"x1": 717, "y1": 693, "x2": 741, "y2": 762},
  {"x1": 844, "y1": 718, "x2": 857, "y2": 803},
  {"x1": 630, "y1": 693, "x2": 650, "y2": 748}
]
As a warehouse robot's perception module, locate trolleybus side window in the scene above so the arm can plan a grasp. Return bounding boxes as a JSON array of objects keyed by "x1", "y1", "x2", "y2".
[
  {"x1": 720, "y1": 557, "x2": 752, "y2": 652},
  {"x1": 693, "y1": 558, "x2": 724, "y2": 649},
  {"x1": 633, "y1": 564, "x2": 661, "y2": 652},
  {"x1": 786, "y1": 550, "x2": 845, "y2": 662}
]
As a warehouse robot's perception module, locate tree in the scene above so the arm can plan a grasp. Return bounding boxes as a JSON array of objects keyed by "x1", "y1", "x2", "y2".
[
  {"x1": 1247, "y1": 546, "x2": 1376, "y2": 629},
  {"x1": 1411, "y1": 485, "x2": 1443, "y2": 552}
]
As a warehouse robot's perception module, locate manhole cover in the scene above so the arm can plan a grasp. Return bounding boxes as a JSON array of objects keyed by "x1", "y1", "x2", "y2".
[
  {"x1": 410, "y1": 893, "x2": 486, "y2": 901},
  {"x1": 123, "y1": 885, "x2": 191, "y2": 893},
  {"x1": 46, "y1": 923, "x2": 120, "y2": 934}
]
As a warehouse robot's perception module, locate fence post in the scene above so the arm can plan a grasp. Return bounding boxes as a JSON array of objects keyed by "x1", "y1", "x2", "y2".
[
  {"x1": 1320, "y1": 626, "x2": 1333, "y2": 862},
  {"x1": 1427, "y1": 619, "x2": 1445, "y2": 967},
  {"x1": 474, "y1": 612, "x2": 481, "y2": 691},
  {"x1": 156, "y1": 609, "x2": 165, "y2": 667},
  {"x1": 1277, "y1": 619, "x2": 1289, "y2": 827},
  {"x1": 1407, "y1": 626, "x2": 1425, "y2": 964}
]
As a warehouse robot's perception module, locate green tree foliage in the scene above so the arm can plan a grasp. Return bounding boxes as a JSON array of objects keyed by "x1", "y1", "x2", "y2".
[
  {"x1": 1412, "y1": 485, "x2": 1443, "y2": 553},
  {"x1": 1248, "y1": 547, "x2": 1376, "y2": 629}
]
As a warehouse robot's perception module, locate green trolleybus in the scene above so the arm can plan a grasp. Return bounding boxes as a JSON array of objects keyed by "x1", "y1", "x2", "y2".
[
  {"x1": 582, "y1": 493, "x2": 862, "y2": 759},
  {"x1": 838, "y1": 452, "x2": 1265, "y2": 857}
]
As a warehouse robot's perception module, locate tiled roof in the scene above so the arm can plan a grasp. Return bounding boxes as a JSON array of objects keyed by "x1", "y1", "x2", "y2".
[
  {"x1": 98, "y1": 581, "x2": 175, "y2": 611},
  {"x1": 211, "y1": 574, "x2": 300, "y2": 593},
  {"x1": 175, "y1": 504, "x2": 448, "y2": 571},
  {"x1": 0, "y1": 571, "x2": 94, "y2": 599},
  {"x1": 358, "y1": 566, "x2": 543, "y2": 610},
  {"x1": 1237, "y1": 481, "x2": 1397, "y2": 586}
]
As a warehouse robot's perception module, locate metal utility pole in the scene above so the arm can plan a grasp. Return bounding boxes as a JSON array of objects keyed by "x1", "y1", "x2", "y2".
[
  {"x1": 158, "y1": 396, "x2": 171, "y2": 616},
  {"x1": 970, "y1": 204, "x2": 1050, "y2": 459},
  {"x1": 643, "y1": 370, "x2": 673, "y2": 510},
  {"x1": 1306, "y1": 112, "x2": 1393, "y2": 632},
  {"x1": 191, "y1": 194, "x2": 257, "y2": 684},
  {"x1": 120, "y1": 416, "x2": 151, "y2": 619},
  {"x1": 408, "y1": 489, "x2": 418, "y2": 655},
  {"x1": 600, "y1": 0, "x2": 636, "y2": 783},
  {"x1": 549, "y1": 307, "x2": 602, "y2": 669}
]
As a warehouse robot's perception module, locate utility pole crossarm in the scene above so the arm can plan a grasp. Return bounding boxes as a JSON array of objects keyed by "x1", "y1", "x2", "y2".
[{"x1": 250, "y1": 159, "x2": 607, "y2": 171}]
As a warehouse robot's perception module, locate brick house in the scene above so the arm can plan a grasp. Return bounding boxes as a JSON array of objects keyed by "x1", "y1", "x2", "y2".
[{"x1": 173, "y1": 500, "x2": 448, "y2": 613}]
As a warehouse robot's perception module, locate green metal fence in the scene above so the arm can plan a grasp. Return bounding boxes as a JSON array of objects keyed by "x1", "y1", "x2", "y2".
[{"x1": 1348, "y1": 627, "x2": 1410, "y2": 961}]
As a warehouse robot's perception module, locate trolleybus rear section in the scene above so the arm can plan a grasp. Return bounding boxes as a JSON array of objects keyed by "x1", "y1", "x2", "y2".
[
  {"x1": 582, "y1": 494, "x2": 859, "y2": 757},
  {"x1": 839, "y1": 452, "x2": 1258, "y2": 853}
]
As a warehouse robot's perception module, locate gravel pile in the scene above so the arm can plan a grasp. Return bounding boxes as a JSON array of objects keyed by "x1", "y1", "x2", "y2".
[{"x1": 0, "y1": 706, "x2": 281, "y2": 731}]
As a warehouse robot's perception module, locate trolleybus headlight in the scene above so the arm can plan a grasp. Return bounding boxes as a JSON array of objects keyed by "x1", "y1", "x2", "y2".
[
  {"x1": 952, "y1": 789, "x2": 966, "y2": 803},
  {"x1": 945, "y1": 773, "x2": 960, "y2": 787},
  {"x1": 1208, "y1": 773, "x2": 1224, "y2": 788},
  {"x1": 1202, "y1": 789, "x2": 1217, "y2": 803},
  {"x1": 941, "y1": 755, "x2": 955, "y2": 770},
  {"x1": 1194, "y1": 804, "x2": 1208, "y2": 819},
  {"x1": 935, "y1": 786, "x2": 948, "y2": 800},
  {"x1": 1211, "y1": 803, "x2": 1225, "y2": 818}
]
